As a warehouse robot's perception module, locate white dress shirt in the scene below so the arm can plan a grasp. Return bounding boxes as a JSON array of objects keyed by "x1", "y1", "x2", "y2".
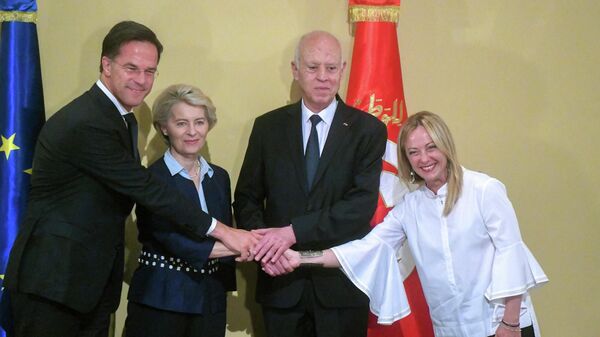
[
  {"x1": 332, "y1": 168, "x2": 548, "y2": 337},
  {"x1": 301, "y1": 99, "x2": 337, "y2": 155}
]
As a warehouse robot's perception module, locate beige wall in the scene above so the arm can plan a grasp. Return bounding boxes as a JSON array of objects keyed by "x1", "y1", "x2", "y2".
[{"x1": 36, "y1": 1, "x2": 600, "y2": 336}]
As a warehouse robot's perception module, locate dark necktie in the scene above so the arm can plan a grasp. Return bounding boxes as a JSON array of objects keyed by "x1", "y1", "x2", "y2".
[
  {"x1": 305, "y1": 115, "x2": 322, "y2": 190},
  {"x1": 123, "y1": 113, "x2": 140, "y2": 162}
]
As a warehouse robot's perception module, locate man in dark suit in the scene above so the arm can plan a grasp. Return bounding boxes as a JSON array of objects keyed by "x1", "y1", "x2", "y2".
[
  {"x1": 2, "y1": 21, "x2": 254, "y2": 337},
  {"x1": 234, "y1": 31, "x2": 387, "y2": 337}
]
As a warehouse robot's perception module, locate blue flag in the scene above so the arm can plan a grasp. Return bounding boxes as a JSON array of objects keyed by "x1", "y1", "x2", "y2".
[{"x1": 0, "y1": 1, "x2": 45, "y2": 335}]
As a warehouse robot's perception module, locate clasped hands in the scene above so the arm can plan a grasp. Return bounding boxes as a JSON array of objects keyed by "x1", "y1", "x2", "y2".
[{"x1": 234, "y1": 225, "x2": 300, "y2": 276}]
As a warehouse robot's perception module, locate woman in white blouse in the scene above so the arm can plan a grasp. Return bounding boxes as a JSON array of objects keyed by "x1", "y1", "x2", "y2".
[{"x1": 265, "y1": 111, "x2": 548, "y2": 337}]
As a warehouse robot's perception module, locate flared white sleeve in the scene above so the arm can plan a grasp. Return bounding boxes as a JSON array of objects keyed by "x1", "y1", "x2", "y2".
[
  {"x1": 331, "y1": 206, "x2": 411, "y2": 324},
  {"x1": 480, "y1": 178, "x2": 549, "y2": 301}
]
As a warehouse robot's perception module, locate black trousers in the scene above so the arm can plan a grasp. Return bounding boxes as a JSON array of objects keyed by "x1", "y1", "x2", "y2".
[
  {"x1": 124, "y1": 301, "x2": 226, "y2": 337},
  {"x1": 262, "y1": 280, "x2": 369, "y2": 337},
  {"x1": 8, "y1": 289, "x2": 114, "y2": 337},
  {"x1": 488, "y1": 324, "x2": 535, "y2": 337}
]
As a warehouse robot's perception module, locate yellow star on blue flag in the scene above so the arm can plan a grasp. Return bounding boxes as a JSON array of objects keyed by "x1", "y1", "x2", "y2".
[{"x1": 0, "y1": 133, "x2": 20, "y2": 159}]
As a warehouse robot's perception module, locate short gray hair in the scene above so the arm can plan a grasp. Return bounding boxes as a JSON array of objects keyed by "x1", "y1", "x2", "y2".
[{"x1": 152, "y1": 84, "x2": 217, "y2": 144}]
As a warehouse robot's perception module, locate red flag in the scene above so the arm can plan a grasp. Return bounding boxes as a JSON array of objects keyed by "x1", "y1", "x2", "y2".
[{"x1": 346, "y1": 1, "x2": 434, "y2": 336}]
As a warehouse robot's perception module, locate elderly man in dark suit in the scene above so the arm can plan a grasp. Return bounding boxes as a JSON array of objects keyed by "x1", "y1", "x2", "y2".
[
  {"x1": 2, "y1": 21, "x2": 254, "y2": 337},
  {"x1": 234, "y1": 31, "x2": 387, "y2": 337}
]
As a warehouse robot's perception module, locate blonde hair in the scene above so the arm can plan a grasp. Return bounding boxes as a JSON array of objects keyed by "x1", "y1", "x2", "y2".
[
  {"x1": 397, "y1": 111, "x2": 463, "y2": 216},
  {"x1": 152, "y1": 84, "x2": 217, "y2": 145}
]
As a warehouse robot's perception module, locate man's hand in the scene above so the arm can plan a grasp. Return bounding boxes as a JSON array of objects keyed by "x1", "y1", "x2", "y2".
[
  {"x1": 209, "y1": 222, "x2": 259, "y2": 261},
  {"x1": 261, "y1": 250, "x2": 300, "y2": 276},
  {"x1": 251, "y1": 225, "x2": 296, "y2": 263}
]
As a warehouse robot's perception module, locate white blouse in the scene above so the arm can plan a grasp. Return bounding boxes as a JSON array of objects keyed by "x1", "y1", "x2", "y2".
[{"x1": 332, "y1": 168, "x2": 548, "y2": 337}]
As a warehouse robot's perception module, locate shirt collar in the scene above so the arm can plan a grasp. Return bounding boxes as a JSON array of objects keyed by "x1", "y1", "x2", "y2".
[
  {"x1": 96, "y1": 79, "x2": 131, "y2": 116},
  {"x1": 301, "y1": 98, "x2": 337, "y2": 125},
  {"x1": 163, "y1": 149, "x2": 213, "y2": 179},
  {"x1": 420, "y1": 182, "x2": 448, "y2": 199}
]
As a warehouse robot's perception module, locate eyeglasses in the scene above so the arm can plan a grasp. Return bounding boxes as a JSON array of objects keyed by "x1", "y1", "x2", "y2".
[{"x1": 112, "y1": 61, "x2": 159, "y2": 79}]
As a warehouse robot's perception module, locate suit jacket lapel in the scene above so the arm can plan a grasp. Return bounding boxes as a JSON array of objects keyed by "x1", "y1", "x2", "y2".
[
  {"x1": 202, "y1": 172, "x2": 221, "y2": 220},
  {"x1": 89, "y1": 84, "x2": 135, "y2": 157},
  {"x1": 312, "y1": 101, "x2": 353, "y2": 189},
  {"x1": 285, "y1": 103, "x2": 310, "y2": 195}
]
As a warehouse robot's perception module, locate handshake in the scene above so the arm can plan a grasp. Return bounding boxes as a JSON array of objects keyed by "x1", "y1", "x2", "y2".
[{"x1": 212, "y1": 223, "x2": 303, "y2": 276}]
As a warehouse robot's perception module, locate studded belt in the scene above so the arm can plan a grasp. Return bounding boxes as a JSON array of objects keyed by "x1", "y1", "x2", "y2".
[{"x1": 138, "y1": 250, "x2": 219, "y2": 274}]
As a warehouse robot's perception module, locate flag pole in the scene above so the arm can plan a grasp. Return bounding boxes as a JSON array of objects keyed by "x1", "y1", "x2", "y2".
[{"x1": 0, "y1": 2, "x2": 45, "y2": 336}]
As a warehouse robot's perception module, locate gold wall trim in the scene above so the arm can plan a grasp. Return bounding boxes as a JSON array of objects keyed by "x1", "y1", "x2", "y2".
[
  {"x1": 349, "y1": 5, "x2": 400, "y2": 23},
  {"x1": 0, "y1": 10, "x2": 38, "y2": 23}
]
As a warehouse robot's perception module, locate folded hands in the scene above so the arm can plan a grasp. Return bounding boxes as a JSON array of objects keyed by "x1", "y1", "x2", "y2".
[{"x1": 233, "y1": 225, "x2": 301, "y2": 276}]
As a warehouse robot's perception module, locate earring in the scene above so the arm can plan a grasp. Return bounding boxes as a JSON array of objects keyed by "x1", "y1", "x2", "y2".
[{"x1": 410, "y1": 171, "x2": 416, "y2": 184}]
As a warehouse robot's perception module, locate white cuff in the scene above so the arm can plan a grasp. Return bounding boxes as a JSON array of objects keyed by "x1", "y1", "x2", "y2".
[
  {"x1": 333, "y1": 234, "x2": 411, "y2": 324},
  {"x1": 205, "y1": 218, "x2": 217, "y2": 236},
  {"x1": 485, "y1": 242, "x2": 548, "y2": 301}
]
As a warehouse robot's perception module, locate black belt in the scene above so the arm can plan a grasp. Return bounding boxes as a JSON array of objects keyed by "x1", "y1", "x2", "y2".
[{"x1": 138, "y1": 249, "x2": 219, "y2": 275}]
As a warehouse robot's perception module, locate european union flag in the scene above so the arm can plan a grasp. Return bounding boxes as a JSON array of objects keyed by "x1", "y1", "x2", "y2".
[{"x1": 0, "y1": 1, "x2": 45, "y2": 335}]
